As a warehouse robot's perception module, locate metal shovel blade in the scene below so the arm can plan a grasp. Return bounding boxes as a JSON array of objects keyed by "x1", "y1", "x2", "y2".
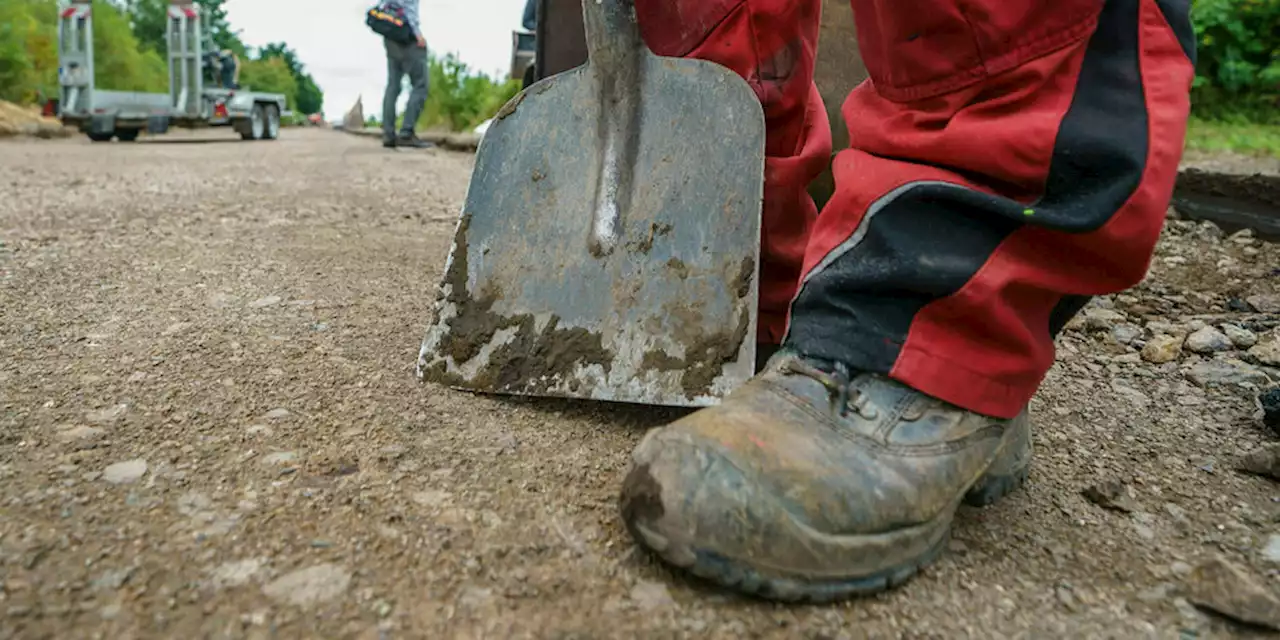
[{"x1": 416, "y1": 0, "x2": 765, "y2": 407}]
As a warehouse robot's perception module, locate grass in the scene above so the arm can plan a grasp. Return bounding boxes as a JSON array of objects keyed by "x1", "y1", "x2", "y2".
[{"x1": 1184, "y1": 117, "x2": 1280, "y2": 157}]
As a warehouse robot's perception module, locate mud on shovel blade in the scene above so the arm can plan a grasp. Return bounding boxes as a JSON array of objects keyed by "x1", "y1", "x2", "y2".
[{"x1": 415, "y1": 0, "x2": 765, "y2": 407}]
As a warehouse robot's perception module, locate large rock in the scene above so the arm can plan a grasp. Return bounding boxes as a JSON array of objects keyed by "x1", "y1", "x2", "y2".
[
  {"x1": 1249, "y1": 333, "x2": 1280, "y2": 366},
  {"x1": 1186, "y1": 556, "x2": 1280, "y2": 630},
  {"x1": 1247, "y1": 294, "x2": 1280, "y2": 314},
  {"x1": 1185, "y1": 327, "x2": 1232, "y2": 354},
  {"x1": 1142, "y1": 335, "x2": 1184, "y2": 364},
  {"x1": 1187, "y1": 360, "x2": 1271, "y2": 388}
]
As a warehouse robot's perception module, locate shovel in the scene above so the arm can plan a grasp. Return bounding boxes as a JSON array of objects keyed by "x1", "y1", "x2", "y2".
[{"x1": 415, "y1": 0, "x2": 765, "y2": 407}]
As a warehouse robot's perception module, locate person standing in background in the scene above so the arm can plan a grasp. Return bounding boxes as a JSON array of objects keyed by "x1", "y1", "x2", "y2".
[{"x1": 381, "y1": 0, "x2": 433, "y2": 149}]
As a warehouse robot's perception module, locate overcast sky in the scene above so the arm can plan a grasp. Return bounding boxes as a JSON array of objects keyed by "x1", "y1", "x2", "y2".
[{"x1": 223, "y1": 0, "x2": 528, "y2": 119}]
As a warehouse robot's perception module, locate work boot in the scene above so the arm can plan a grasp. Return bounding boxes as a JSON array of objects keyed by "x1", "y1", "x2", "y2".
[
  {"x1": 395, "y1": 132, "x2": 435, "y2": 149},
  {"x1": 619, "y1": 351, "x2": 1031, "y2": 602}
]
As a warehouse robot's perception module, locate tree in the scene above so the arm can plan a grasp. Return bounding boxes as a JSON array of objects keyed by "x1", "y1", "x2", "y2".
[
  {"x1": 258, "y1": 42, "x2": 324, "y2": 115},
  {"x1": 124, "y1": 0, "x2": 246, "y2": 56}
]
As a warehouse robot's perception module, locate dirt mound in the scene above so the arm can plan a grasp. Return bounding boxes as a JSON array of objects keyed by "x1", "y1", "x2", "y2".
[{"x1": 0, "y1": 100, "x2": 72, "y2": 139}]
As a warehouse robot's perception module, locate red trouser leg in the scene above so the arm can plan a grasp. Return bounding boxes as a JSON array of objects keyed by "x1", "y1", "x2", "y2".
[
  {"x1": 635, "y1": 0, "x2": 832, "y2": 344},
  {"x1": 784, "y1": 0, "x2": 1196, "y2": 418}
]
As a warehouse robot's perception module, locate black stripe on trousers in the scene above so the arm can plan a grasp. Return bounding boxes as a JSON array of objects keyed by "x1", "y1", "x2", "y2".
[{"x1": 784, "y1": 0, "x2": 1175, "y2": 369}]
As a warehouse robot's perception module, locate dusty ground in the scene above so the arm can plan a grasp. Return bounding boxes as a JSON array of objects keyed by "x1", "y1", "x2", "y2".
[{"x1": 2, "y1": 129, "x2": 1279, "y2": 639}]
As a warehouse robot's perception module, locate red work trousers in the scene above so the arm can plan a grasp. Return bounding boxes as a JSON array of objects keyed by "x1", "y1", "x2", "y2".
[{"x1": 635, "y1": 0, "x2": 1195, "y2": 418}]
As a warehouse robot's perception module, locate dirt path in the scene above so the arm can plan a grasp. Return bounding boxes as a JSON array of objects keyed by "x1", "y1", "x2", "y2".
[{"x1": 2, "y1": 129, "x2": 1279, "y2": 639}]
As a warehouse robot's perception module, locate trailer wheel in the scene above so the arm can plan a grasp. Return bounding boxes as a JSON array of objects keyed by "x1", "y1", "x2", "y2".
[
  {"x1": 241, "y1": 104, "x2": 266, "y2": 141},
  {"x1": 87, "y1": 132, "x2": 114, "y2": 143},
  {"x1": 262, "y1": 104, "x2": 281, "y2": 140},
  {"x1": 116, "y1": 129, "x2": 140, "y2": 142}
]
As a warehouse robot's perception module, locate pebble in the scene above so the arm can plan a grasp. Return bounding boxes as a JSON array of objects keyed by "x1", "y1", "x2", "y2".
[
  {"x1": 1141, "y1": 335, "x2": 1184, "y2": 364},
  {"x1": 85, "y1": 404, "x2": 128, "y2": 425},
  {"x1": 262, "y1": 563, "x2": 351, "y2": 608},
  {"x1": 1083, "y1": 308, "x2": 1127, "y2": 332},
  {"x1": 263, "y1": 408, "x2": 291, "y2": 420},
  {"x1": 248, "y1": 295, "x2": 283, "y2": 309},
  {"x1": 1221, "y1": 324, "x2": 1258, "y2": 349},
  {"x1": 1112, "y1": 324, "x2": 1143, "y2": 345},
  {"x1": 1081, "y1": 480, "x2": 1139, "y2": 513},
  {"x1": 1186, "y1": 360, "x2": 1270, "y2": 388},
  {"x1": 208, "y1": 558, "x2": 264, "y2": 588},
  {"x1": 1229, "y1": 229, "x2": 1256, "y2": 245},
  {"x1": 630, "y1": 580, "x2": 675, "y2": 611},
  {"x1": 102, "y1": 459, "x2": 147, "y2": 484},
  {"x1": 1264, "y1": 535, "x2": 1280, "y2": 563},
  {"x1": 1186, "y1": 555, "x2": 1280, "y2": 630},
  {"x1": 1194, "y1": 220, "x2": 1225, "y2": 241},
  {"x1": 260, "y1": 451, "x2": 298, "y2": 466},
  {"x1": 1185, "y1": 327, "x2": 1233, "y2": 354},
  {"x1": 56, "y1": 425, "x2": 104, "y2": 443},
  {"x1": 1248, "y1": 335, "x2": 1280, "y2": 366},
  {"x1": 1227, "y1": 298, "x2": 1254, "y2": 313},
  {"x1": 1247, "y1": 294, "x2": 1280, "y2": 314},
  {"x1": 1237, "y1": 444, "x2": 1280, "y2": 481}
]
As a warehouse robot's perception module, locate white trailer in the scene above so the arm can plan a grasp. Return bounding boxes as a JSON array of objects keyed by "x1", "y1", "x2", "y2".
[{"x1": 57, "y1": 0, "x2": 292, "y2": 142}]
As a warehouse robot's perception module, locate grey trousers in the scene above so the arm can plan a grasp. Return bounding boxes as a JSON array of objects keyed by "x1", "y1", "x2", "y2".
[{"x1": 383, "y1": 39, "x2": 428, "y2": 139}]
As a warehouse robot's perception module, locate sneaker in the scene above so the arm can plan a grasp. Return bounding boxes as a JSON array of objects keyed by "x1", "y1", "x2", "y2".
[{"x1": 619, "y1": 351, "x2": 1031, "y2": 602}]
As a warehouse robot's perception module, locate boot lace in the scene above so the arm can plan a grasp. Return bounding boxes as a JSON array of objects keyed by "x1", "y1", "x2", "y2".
[{"x1": 780, "y1": 356, "x2": 878, "y2": 420}]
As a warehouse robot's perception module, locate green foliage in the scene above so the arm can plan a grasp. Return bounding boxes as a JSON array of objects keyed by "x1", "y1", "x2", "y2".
[
  {"x1": 239, "y1": 57, "x2": 298, "y2": 108},
  {"x1": 0, "y1": 0, "x2": 58, "y2": 103},
  {"x1": 416, "y1": 52, "x2": 521, "y2": 132},
  {"x1": 0, "y1": 0, "x2": 165, "y2": 101},
  {"x1": 124, "y1": 0, "x2": 246, "y2": 56},
  {"x1": 1190, "y1": 0, "x2": 1280, "y2": 123},
  {"x1": 91, "y1": 1, "x2": 168, "y2": 92},
  {"x1": 258, "y1": 42, "x2": 324, "y2": 115},
  {"x1": 1185, "y1": 116, "x2": 1280, "y2": 156}
]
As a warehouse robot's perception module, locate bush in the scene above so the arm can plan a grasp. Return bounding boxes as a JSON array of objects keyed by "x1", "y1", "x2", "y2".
[
  {"x1": 239, "y1": 57, "x2": 299, "y2": 109},
  {"x1": 0, "y1": 0, "x2": 167, "y2": 103},
  {"x1": 415, "y1": 53, "x2": 521, "y2": 132},
  {"x1": 1190, "y1": 0, "x2": 1280, "y2": 123}
]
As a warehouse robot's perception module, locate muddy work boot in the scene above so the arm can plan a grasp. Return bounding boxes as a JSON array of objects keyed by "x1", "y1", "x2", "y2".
[
  {"x1": 619, "y1": 352, "x2": 1031, "y2": 602},
  {"x1": 395, "y1": 133, "x2": 435, "y2": 149}
]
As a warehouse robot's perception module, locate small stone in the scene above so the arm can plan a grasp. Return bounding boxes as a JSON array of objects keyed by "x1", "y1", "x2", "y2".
[
  {"x1": 1186, "y1": 555, "x2": 1280, "y2": 630},
  {"x1": 1142, "y1": 335, "x2": 1184, "y2": 364},
  {"x1": 1263, "y1": 535, "x2": 1280, "y2": 563},
  {"x1": 1222, "y1": 324, "x2": 1258, "y2": 349},
  {"x1": 248, "y1": 295, "x2": 283, "y2": 309},
  {"x1": 263, "y1": 408, "x2": 291, "y2": 420},
  {"x1": 1163, "y1": 503, "x2": 1189, "y2": 524},
  {"x1": 1171, "y1": 561, "x2": 1194, "y2": 577},
  {"x1": 1083, "y1": 308, "x2": 1127, "y2": 332},
  {"x1": 1229, "y1": 229, "x2": 1256, "y2": 244},
  {"x1": 1248, "y1": 335, "x2": 1280, "y2": 367},
  {"x1": 630, "y1": 580, "x2": 675, "y2": 611},
  {"x1": 1112, "y1": 323, "x2": 1143, "y2": 345},
  {"x1": 260, "y1": 451, "x2": 298, "y2": 466},
  {"x1": 85, "y1": 404, "x2": 127, "y2": 424},
  {"x1": 1194, "y1": 220, "x2": 1225, "y2": 242},
  {"x1": 57, "y1": 425, "x2": 104, "y2": 443},
  {"x1": 1227, "y1": 298, "x2": 1254, "y2": 313},
  {"x1": 1247, "y1": 294, "x2": 1280, "y2": 314},
  {"x1": 262, "y1": 564, "x2": 351, "y2": 608},
  {"x1": 209, "y1": 558, "x2": 264, "y2": 588},
  {"x1": 161, "y1": 322, "x2": 192, "y2": 337},
  {"x1": 1238, "y1": 444, "x2": 1280, "y2": 481},
  {"x1": 1132, "y1": 522, "x2": 1156, "y2": 541},
  {"x1": 1187, "y1": 360, "x2": 1270, "y2": 388},
  {"x1": 102, "y1": 459, "x2": 147, "y2": 484},
  {"x1": 1185, "y1": 327, "x2": 1233, "y2": 354},
  {"x1": 1082, "y1": 480, "x2": 1140, "y2": 513},
  {"x1": 245, "y1": 424, "x2": 274, "y2": 437},
  {"x1": 1147, "y1": 321, "x2": 1189, "y2": 338}
]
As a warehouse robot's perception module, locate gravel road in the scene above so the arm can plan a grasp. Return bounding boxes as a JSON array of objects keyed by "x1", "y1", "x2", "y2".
[{"x1": 2, "y1": 129, "x2": 1279, "y2": 639}]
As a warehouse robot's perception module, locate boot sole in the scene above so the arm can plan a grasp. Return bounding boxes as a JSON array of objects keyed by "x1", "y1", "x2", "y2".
[{"x1": 627, "y1": 417, "x2": 1032, "y2": 603}]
